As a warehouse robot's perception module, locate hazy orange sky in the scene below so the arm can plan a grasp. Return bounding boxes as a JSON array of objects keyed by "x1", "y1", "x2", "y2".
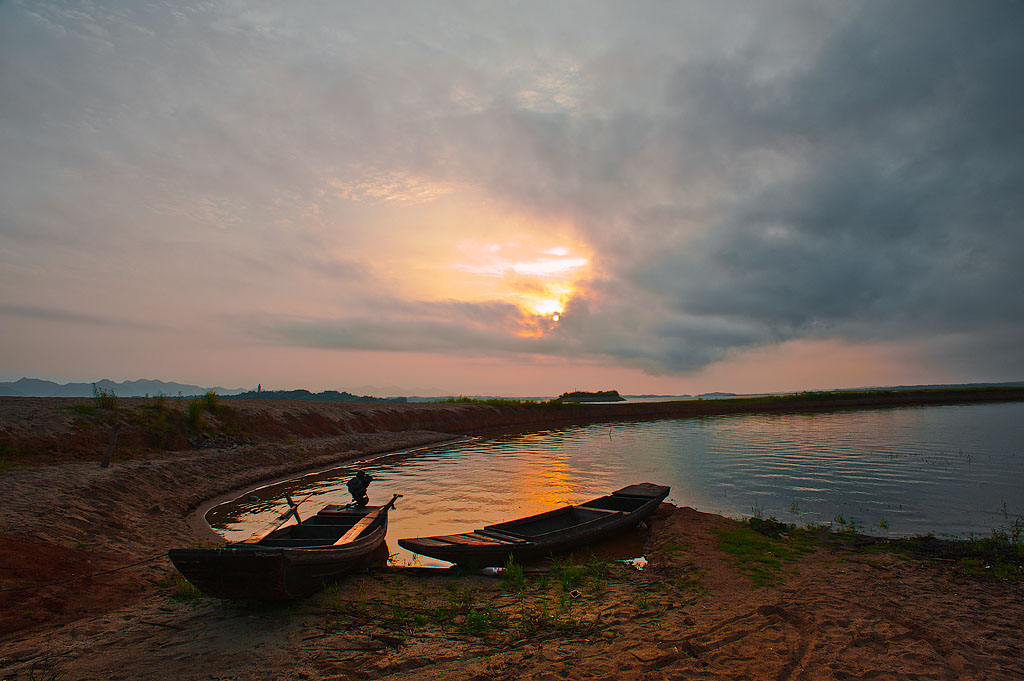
[{"x1": 2, "y1": 2, "x2": 1021, "y2": 397}]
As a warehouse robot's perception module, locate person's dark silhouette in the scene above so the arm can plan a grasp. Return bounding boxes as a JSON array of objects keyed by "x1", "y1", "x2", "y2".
[{"x1": 346, "y1": 470, "x2": 372, "y2": 507}]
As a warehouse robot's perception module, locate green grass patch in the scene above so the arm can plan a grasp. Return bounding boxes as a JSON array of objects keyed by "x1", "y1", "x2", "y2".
[
  {"x1": 66, "y1": 402, "x2": 98, "y2": 416},
  {"x1": 170, "y1": 574, "x2": 203, "y2": 602},
  {"x1": 871, "y1": 519, "x2": 1024, "y2": 580},
  {"x1": 319, "y1": 558, "x2": 614, "y2": 641},
  {"x1": 0, "y1": 443, "x2": 21, "y2": 473},
  {"x1": 714, "y1": 522, "x2": 817, "y2": 587},
  {"x1": 676, "y1": 571, "x2": 706, "y2": 595},
  {"x1": 652, "y1": 540, "x2": 688, "y2": 558}
]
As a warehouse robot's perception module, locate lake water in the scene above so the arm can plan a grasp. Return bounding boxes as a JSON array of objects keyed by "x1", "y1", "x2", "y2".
[{"x1": 207, "y1": 401, "x2": 1024, "y2": 566}]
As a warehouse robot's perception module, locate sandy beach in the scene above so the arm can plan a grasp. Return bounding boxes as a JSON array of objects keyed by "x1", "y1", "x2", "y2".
[{"x1": 2, "y1": 397, "x2": 1022, "y2": 680}]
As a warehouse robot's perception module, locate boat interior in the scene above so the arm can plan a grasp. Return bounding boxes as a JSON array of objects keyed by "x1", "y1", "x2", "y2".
[
  {"x1": 256, "y1": 506, "x2": 384, "y2": 547},
  {"x1": 578, "y1": 494, "x2": 653, "y2": 512},
  {"x1": 487, "y1": 505, "x2": 619, "y2": 539}
]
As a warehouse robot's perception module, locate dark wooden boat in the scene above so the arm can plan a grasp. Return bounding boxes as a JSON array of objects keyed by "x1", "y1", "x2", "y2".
[
  {"x1": 398, "y1": 483, "x2": 669, "y2": 566},
  {"x1": 168, "y1": 494, "x2": 400, "y2": 600}
]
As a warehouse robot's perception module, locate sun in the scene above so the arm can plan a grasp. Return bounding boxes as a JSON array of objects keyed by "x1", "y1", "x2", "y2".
[{"x1": 450, "y1": 239, "x2": 587, "y2": 330}]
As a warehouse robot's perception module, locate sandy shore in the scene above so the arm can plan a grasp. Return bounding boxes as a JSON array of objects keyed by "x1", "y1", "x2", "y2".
[{"x1": 2, "y1": 397, "x2": 1023, "y2": 680}]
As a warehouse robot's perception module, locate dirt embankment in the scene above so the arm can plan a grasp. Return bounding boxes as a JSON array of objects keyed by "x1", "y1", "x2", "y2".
[
  {"x1": 0, "y1": 398, "x2": 493, "y2": 640},
  {"x1": 4, "y1": 389, "x2": 1023, "y2": 466}
]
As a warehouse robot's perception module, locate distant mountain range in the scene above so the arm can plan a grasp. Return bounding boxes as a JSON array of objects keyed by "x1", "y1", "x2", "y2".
[
  {"x1": 0, "y1": 377, "x2": 246, "y2": 398},
  {"x1": 835, "y1": 381, "x2": 1024, "y2": 392},
  {"x1": 1, "y1": 377, "x2": 1021, "y2": 400}
]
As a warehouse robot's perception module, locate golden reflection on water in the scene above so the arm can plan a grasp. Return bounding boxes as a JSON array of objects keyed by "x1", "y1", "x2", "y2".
[
  {"x1": 513, "y1": 446, "x2": 578, "y2": 510},
  {"x1": 208, "y1": 403, "x2": 1024, "y2": 567}
]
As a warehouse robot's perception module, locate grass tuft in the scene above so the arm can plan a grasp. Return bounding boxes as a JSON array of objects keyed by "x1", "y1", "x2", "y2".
[{"x1": 171, "y1": 574, "x2": 203, "y2": 602}]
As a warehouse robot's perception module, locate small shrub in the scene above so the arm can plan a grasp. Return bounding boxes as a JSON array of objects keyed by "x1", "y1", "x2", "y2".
[
  {"x1": 201, "y1": 390, "x2": 219, "y2": 413},
  {"x1": 92, "y1": 384, "x2": 118, "y2": 410},
  {"x1": 187, "y1": 399, "x2": 205, "y2": 432}
]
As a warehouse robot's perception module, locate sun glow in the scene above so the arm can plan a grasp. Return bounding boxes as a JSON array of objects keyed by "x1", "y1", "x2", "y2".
[
  {"x1": 521, "y1": 282, "x2": 574, "y2": 317},
  {"x1": 450, "y1": 239, "x2": 589, "y2": 330}
]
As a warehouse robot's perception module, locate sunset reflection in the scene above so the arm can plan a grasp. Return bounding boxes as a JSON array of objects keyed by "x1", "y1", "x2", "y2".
[{"x1": 509, "y1": 434, "x2": 583, "y2": 510}]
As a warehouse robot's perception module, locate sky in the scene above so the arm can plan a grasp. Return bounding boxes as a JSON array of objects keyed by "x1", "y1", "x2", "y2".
[{"x1": 1, "y1": 1, "x2": 1022, "y2": 397}]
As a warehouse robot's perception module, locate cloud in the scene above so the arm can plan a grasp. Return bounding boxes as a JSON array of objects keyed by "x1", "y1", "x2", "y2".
[
  {"x1": 2, "y1": 1, "x2": 1022, "y2": 387},
  {"x1": 265, "y1": 297, "x2": 567, "y2": 356},
  {"x1": 0, "y1": 304, "x2": 167, "y2": 332},
  {"x1": 448, "y1": 1, "x2": 1024, "y2": 375}
]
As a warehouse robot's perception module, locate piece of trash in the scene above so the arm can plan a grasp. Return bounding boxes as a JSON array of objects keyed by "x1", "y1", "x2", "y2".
[
  {"x1": 569, "y1": 589, "x2": 582, "y2": 599},
  {"x1": 622, "y1": 557, "x2": 648, "y2": 571},
  {"x1": 480, "y1": 567, "x2": 505, "y2": 577}
]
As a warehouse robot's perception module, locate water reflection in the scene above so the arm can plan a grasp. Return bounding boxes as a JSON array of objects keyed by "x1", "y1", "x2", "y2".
[{"x1": 209, "y1": 402, "x2": 1024, "y2": 566}]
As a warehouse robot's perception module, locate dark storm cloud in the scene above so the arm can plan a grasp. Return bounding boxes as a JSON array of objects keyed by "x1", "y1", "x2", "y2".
[{"x1": 558, "y1": 1, "x2": 1024, "y2": 373}]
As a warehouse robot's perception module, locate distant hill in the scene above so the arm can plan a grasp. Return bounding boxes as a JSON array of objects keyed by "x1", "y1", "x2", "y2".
[
  {"x1": 836, "y1": 381, "x2": 1024, "y2": 392},
  {"x1": 0, "y1": 377, "x2": 246, "y2": 398},
  {"x1": 222, "y1": 389, "x2": 405, "y2": 403},
  {"x1": 557, "y1": 390, "x2": 625, "y2": 403}
]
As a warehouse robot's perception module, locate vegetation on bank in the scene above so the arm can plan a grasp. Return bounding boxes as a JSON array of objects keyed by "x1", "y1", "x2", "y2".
[
  {"x1": 317, "y1": 553, "x2": 665, "y2": 642},
  {"x1": 50, "y1": 390, "x2": 244, "y2": 461},
  {"x1": 556, "y1": 390, "x2": 625, "y2": 402},
  {"x1": 443, "y1": 396, "x2": 567, "y2": 408},
  {"x1": 716, "y1": 510, "x2": 1024, "y2": 587},
  {"x1": 222, "y1": 388, "x2": 406, "y2": 403},
  {"x1": 448, "y1": 385, "x2": 1022, "y2": 410},
  {"x1": 740, "y1": 385, "x2": 1023, "y2": 404}
]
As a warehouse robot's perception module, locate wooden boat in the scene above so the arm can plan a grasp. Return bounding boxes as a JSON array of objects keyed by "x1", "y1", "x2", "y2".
[
  {"x1": 398, "y1": 483, "x2": 669, "y2": 566},
  {"x1": 168, "y1": 494, "x2": 400, "y2": 600}
]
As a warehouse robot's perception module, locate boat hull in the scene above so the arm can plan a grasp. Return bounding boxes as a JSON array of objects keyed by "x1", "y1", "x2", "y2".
[
  {"x1": 398, "y1": 483, "x2": 669, "y2": 566},
  {"x1": 169, "y1": 505, "x2": 390, "y2": 600}
]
